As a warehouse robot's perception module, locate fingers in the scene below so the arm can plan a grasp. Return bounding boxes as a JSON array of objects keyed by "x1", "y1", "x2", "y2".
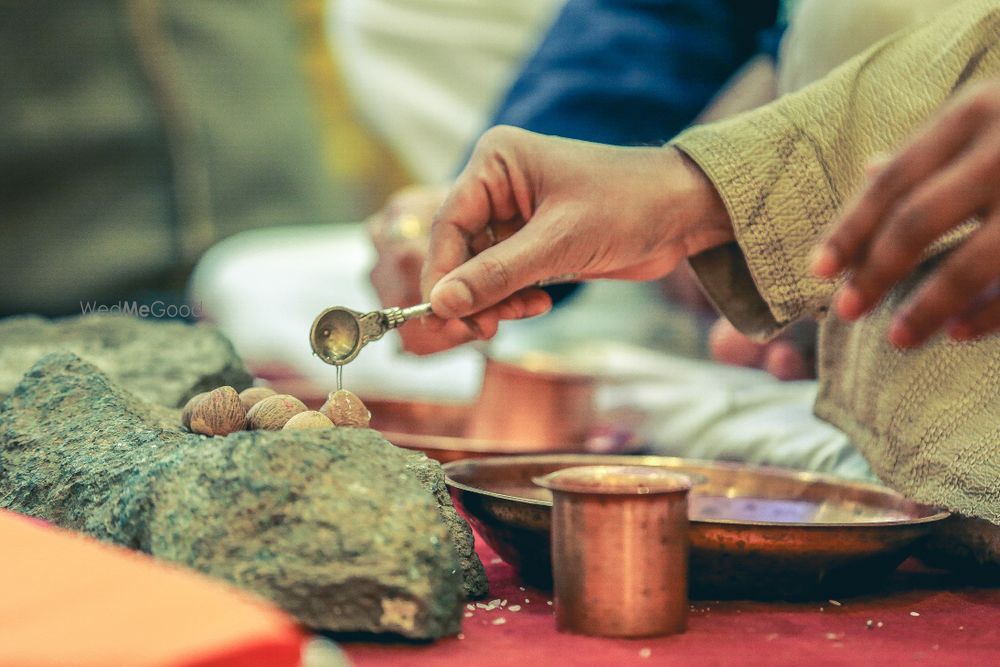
[
  {"x1": 949, "y1": 282, "x2": 1000, "y2": 341},
  {"x1": 400, "y1": 318, "x2": 476, "y2": 356},
  {"x1": 762, "y1": 341, "x2": 813, "y2": 381},
  {"x1": 834, "y1": 140, "x2": 1000, "y2": 319},
  {"x1": 428, "y1": 218, "x2": 554, "y2": 319},
  {"x1": 888, "y1": 213, "x2": 1000, "y2": 347},
  {"x1": 707, "y1": 318, "x2": 767, "y2": 368},
  {"x1": 421, "y1": 126, "x2": 534, "y2": 302},
  {"x1": 815, "y1": 91, "x2": 982, "y2": 280},
  {"x1": 421, "y1": 287, "x2": 552, "y2": 344},
  {"x1": 460, "y1": 288, "x2": 553, "y2": 339}
]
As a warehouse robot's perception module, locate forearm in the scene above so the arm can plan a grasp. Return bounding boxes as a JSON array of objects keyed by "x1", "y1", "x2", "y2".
[{"x1": 674, "y1": 0, "x2": 1000, "y2": 337}]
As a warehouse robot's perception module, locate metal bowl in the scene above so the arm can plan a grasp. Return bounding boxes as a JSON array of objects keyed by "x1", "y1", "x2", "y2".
[{"x1": 445, "y1": 455, "x2": 950, "y2": 599}]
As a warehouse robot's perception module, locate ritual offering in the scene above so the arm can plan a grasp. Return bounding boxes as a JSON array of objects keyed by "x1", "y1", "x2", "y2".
[
  {"x1": 282, "y1": 410, "x2": 335, "y2": 430},
  {"x1": 180, "y1": 391, "x2": 210, "y2": 430},
  {"x1": 246, "y1": 394, "x2": 308, "y2": 431},
  {"x1": 188, "y1": 386, "x2": 246, "y2": 436},
  {"x1": 238, "y1": 386, "x2": 278, "y2": 412},
  {"x1": 321, "y1": 389, "x2": 372, "y2": 428}
]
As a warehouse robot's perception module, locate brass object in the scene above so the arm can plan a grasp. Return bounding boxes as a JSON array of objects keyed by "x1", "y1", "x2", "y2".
[
  {"x1": 535, "y1": 466, "x2": 690, "y2": 637},
  {"x1": 466, "y1": 356, "x2": 597, "y2": 449},
  {"x1": 309, "y1": 303, "x2": 433, "y2": 366},
  {"x1": 445, "y1": 455, "x2": 950, "y2": 599},
  {"x1": 359, "y1": 398, "x2": 642, "y2": 463},
  {"x1": 309, "y1": 278, "x2": 578, "y2": 367}
]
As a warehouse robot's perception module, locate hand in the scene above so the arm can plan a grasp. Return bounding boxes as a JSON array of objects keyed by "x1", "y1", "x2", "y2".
[
  {"x1": 708, "y1": 318, "x2": 817, "y2": 381},
  {"x1": 813, "y1": 79, "x2": 1000, "y2": 348},
  {"x1": 367, "y1": 185, "x2": 477, "y2": 354},
  {"x1": 420, "y1": 126, "x2": 734, "y2": 342}
]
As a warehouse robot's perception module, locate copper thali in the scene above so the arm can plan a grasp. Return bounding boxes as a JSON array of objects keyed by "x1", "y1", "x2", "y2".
[{"x1": 445, "y1": 455, "x2": 950, "y2": 599}]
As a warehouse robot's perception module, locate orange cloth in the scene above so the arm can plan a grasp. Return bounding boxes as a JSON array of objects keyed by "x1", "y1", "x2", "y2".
[{"x1": 0, "y1": 511, "x2": 303, "y2": 667}]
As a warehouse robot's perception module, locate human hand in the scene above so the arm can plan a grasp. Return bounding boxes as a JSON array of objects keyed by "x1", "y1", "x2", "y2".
[
  {"x1": 367, "y1": 185, "x2": 478, "y2": 354},
  {"x1": 421, "y1": 126, "x2": 734, "y2": 342},
  {"x1": 708, "y1": 318, "x2": 817, "y2": 381},
  {"x1": 813, "y1": 79, "x2": 1000, "y2": 348}
]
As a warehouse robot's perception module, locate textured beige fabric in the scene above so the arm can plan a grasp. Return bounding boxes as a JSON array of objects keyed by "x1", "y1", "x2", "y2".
[{"x1": 674, "y1": 0, "x2": 1000, "y2": 526}]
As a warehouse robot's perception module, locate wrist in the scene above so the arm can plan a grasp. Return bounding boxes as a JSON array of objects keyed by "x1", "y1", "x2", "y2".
[{"x1": 661, "y1": 146, "x2": 735, "y2": 257}]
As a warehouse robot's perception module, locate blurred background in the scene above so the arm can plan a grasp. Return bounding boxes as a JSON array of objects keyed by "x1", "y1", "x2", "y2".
[{"x1": 4, "y1": 0, "x2": 938, "y2": 475}]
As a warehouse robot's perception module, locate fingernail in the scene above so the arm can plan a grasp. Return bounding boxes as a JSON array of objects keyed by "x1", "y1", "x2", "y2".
[
  {"x1": 834, "y1": 285, "x2": 864, "y2": 320},
  {"x1": 430, "y1": 279, "x2": 474, "y2": 317},
  {"x1": 810, "y1": 245, "x2": 840, "y2": 278},
  {"x1": 888, "y1": 318, "x2": 915, "y2": 348}
]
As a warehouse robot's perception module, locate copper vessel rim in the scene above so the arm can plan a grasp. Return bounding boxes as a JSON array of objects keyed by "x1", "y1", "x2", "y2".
[
  {"x1": 533, "y1": 465, "x2": 692, "y2": 495},
  {"x1": 444, "y1": 455, "x2": 951, "y2": 528}
]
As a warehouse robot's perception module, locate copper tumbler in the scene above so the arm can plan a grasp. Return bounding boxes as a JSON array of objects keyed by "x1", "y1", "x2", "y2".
[{"x1": 534, "y1": 465, "x2": 691, "y2": 638}]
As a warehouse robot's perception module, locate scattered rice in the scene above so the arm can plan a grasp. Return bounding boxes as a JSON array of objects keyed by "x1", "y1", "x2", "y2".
[
  {"x1": 639, "y1": 648, "x2": 652, "y2": 659},
  {"x1": 910, "y1": 611, "x2": 920, "y2": 617},
  {"x1": 509, "y1": 605, "x2": 521, "y2": 612},
  {"x1": 492, "y1": 617, "x2": 506, "y2": 625}
]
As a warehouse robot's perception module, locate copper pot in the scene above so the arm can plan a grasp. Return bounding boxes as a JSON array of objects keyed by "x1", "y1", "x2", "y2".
[{"x1": 465, "y1": 354, "x2": 597, "y2": 450}]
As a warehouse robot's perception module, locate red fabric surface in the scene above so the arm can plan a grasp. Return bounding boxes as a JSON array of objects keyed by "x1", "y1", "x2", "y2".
[{"x1": 344, "y1": 530, "x2": 1000, "y2": 667}]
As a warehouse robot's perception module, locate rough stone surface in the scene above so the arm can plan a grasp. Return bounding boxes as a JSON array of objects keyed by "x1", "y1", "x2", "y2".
[
  {"x1": 406, "y1": 458, "x2": 488, "y2": 600},
  {"x1": 0, "y1": 353, "x2": 487, "y2": 638},
  {"x1": 0, "y1": 314, "x2": 252, "y2": 407}
]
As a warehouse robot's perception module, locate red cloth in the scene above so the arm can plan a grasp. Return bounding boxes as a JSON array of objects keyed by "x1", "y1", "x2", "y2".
[{"x1": 344, "y1": 530, "x2": 1000, "y2": 666}]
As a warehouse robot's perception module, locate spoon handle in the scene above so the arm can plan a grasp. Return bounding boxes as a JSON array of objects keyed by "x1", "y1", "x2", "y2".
[
  {"x1": 380, "y1": 274, "x2": 579, "y2": 329},
  {"x1": 379, "y1": 303, "x2": 433, "y2": 330}
]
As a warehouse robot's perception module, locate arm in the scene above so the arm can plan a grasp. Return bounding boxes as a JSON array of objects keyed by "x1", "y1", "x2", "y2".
[
  {"x1": 674, "y1": 0, "x2": 1000, "y2": 339},
  {"x1": 489, "y1": 0, "x2": 781, "y2": 145},
  {"x1": 419, "y1": 2, "x2": 1000, "y2": 347}
]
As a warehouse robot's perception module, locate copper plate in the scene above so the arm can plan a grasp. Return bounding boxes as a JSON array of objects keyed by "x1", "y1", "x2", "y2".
[
  {"x1": 445, "y1": 455, "x2": 950, "y2": 599},
  {"x1": 363, "y1": 398, "x2": 641, "y2": 463}
]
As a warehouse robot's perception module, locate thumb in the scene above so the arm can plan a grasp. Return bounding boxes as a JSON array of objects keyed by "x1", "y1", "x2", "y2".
[{"x1": 428, "y1": 224, "x2": 552, "y2": 319}]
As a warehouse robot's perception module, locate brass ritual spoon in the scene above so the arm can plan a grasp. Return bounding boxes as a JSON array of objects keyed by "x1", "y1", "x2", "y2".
[
  {"x1": 309, "y1": 275, "x2": 578, "y2": 367},
  {"x1": 309, "y1": 303, "x2": 433, "y2": 366}
]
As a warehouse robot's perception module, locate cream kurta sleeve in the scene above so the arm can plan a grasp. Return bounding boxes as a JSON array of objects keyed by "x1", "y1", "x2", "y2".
[
  {"x1": 675, "y1": 0, "x2": 1000, "y2": 338},
  {"x1": 671, "y1": 0, "x2": 1000, "y2": 540}
]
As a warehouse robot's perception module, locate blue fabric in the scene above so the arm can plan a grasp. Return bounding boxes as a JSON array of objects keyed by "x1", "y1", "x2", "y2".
[
  {"x1": 490, "y1": 0, "x2": 782, "y2": 146},
  {"x1": 485, "y1": 0, "x2": 782, "y2": 305}
]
